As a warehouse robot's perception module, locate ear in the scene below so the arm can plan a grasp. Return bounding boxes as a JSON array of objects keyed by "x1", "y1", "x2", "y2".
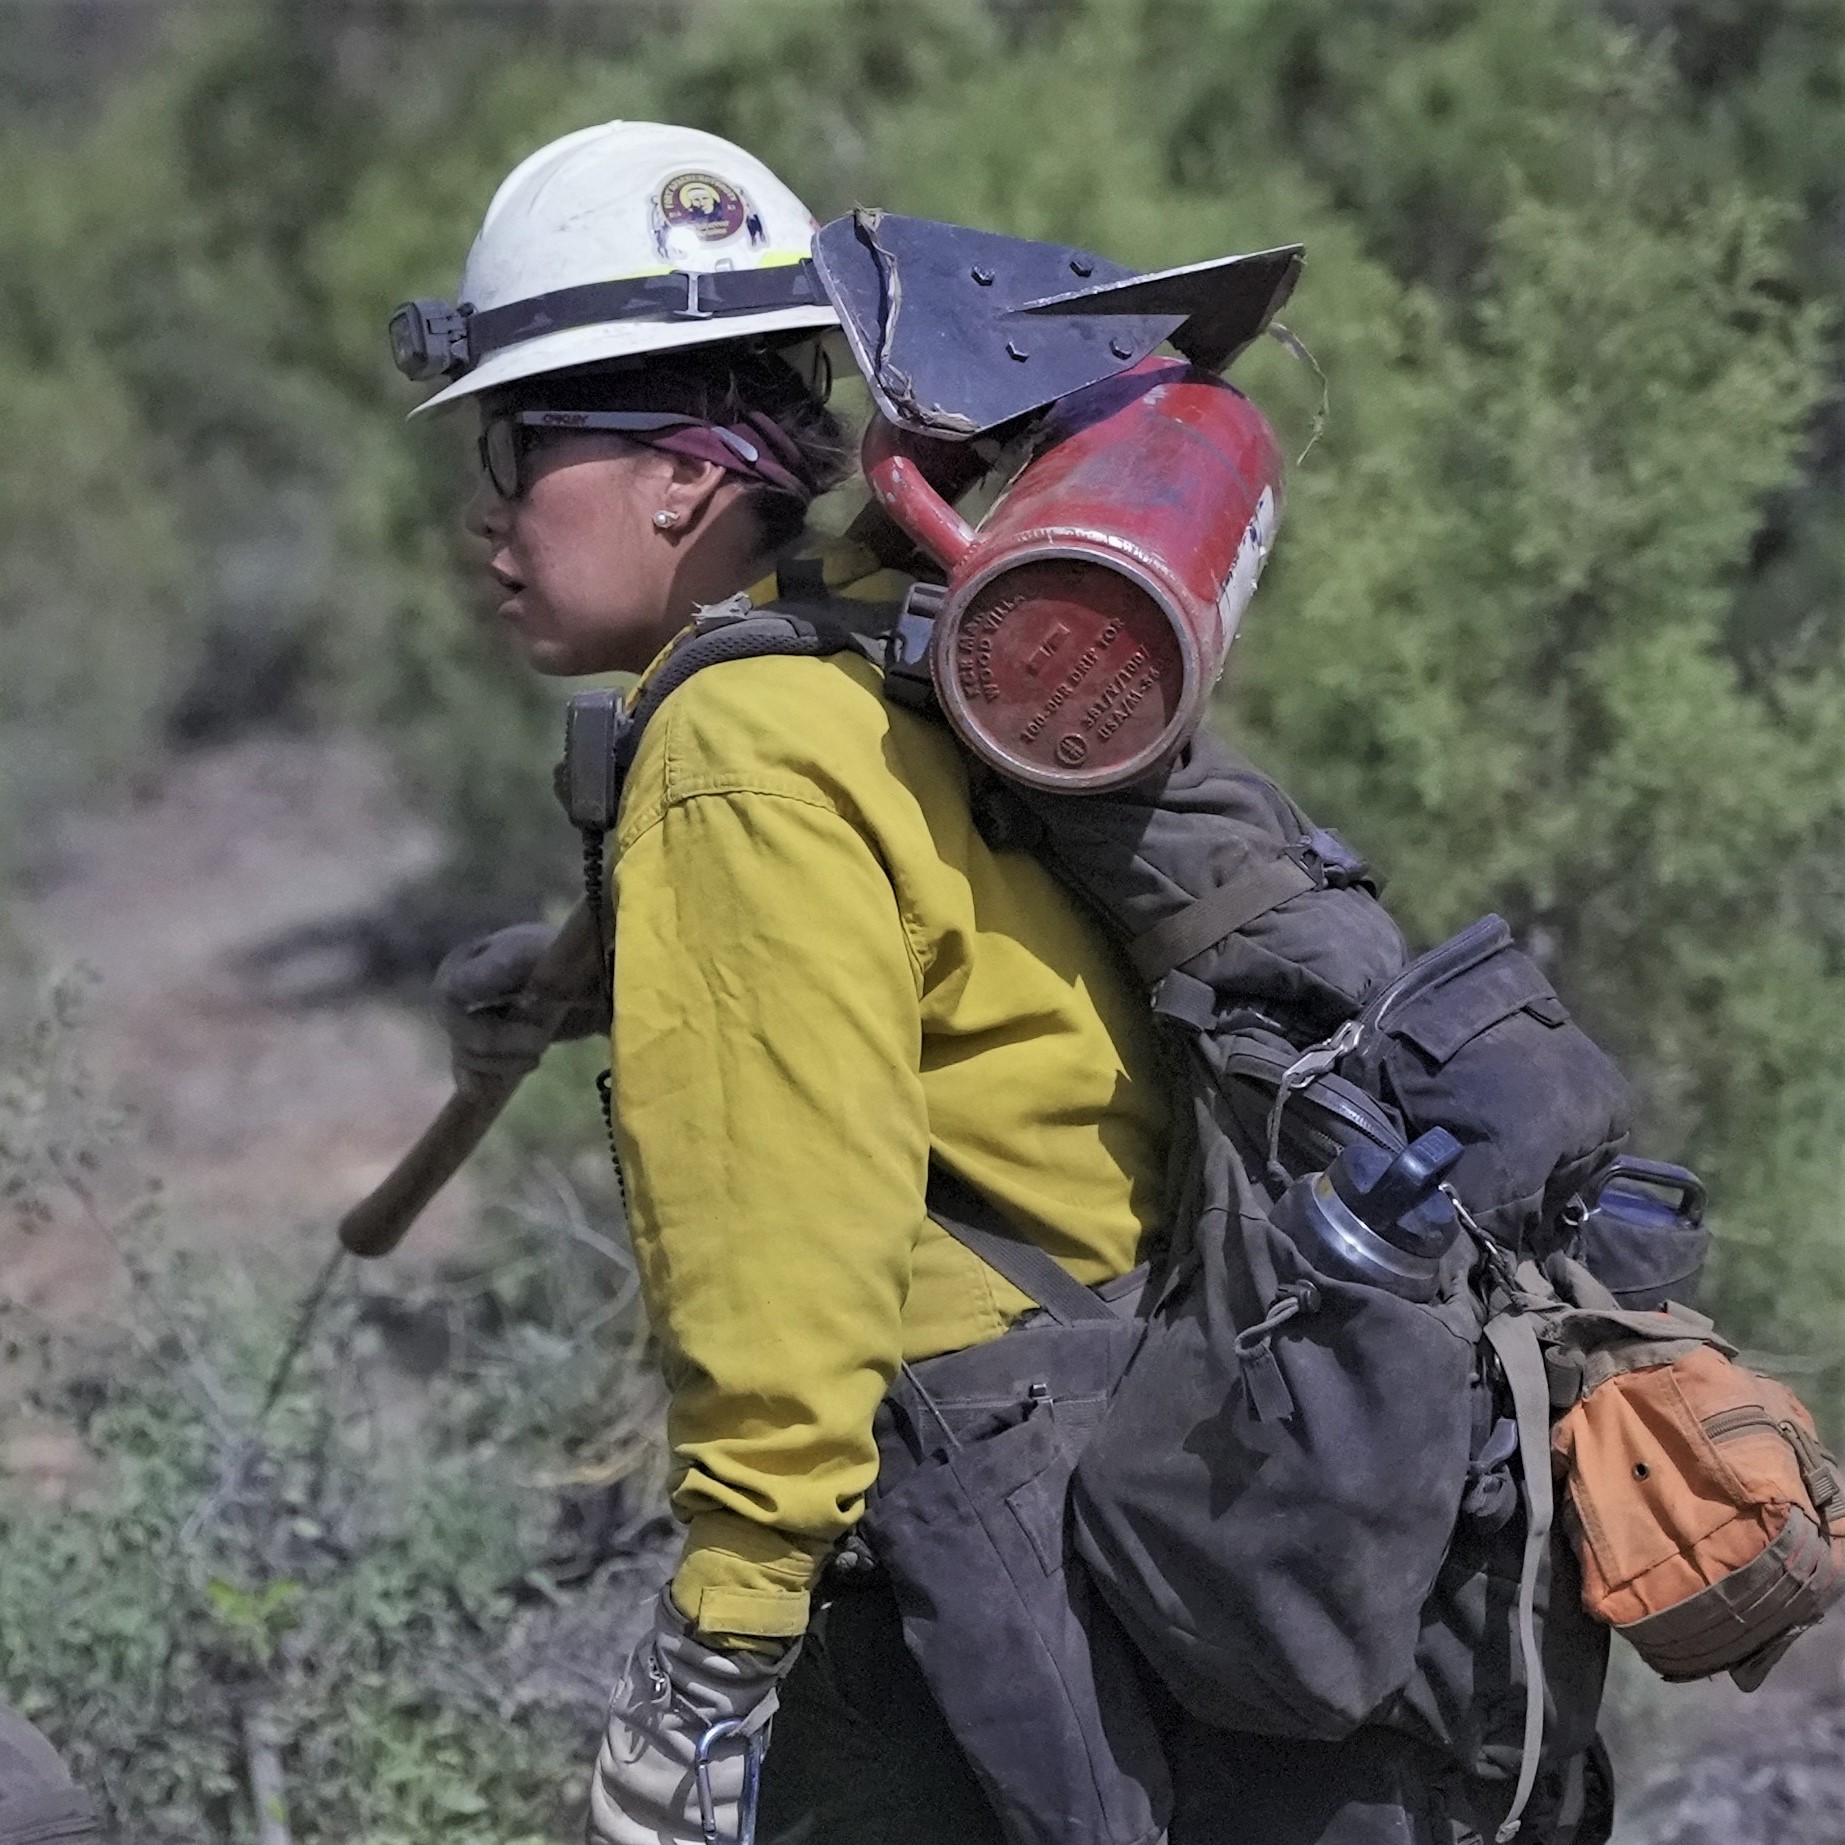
[{"x1": 654, "y1": 451, "x2": 741, "y2": 535}]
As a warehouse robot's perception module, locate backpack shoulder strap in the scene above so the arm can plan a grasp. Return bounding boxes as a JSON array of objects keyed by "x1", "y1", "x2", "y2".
[
  {"x1": 557, "y1": 598, "x2": 882, "y2": 979},
  {"x1": 612, "y1": 598, "x2": 876, "y2": 784},
  {"x1": 557, "y1": 598, "x2": 885, "y2": 835}
]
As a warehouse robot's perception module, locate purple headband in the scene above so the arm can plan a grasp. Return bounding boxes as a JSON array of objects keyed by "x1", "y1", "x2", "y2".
[
  {"x1": 506, "y1": 406, "x2": 822, "y2": 504},
  {"x1": 637, "y1": 410, "x2": 818, "y2": 504}
]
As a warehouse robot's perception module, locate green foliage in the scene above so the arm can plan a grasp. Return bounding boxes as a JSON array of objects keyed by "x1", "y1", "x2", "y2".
[
  {"x1": 0, "y1": 1351, "x2": 584, "y2": 1842},
  {"x1": 0, "y1": 8, "x2": 335, "y2": 839},
  {"x1": 3, "y1": 0, "x2": 1843, "y2": 1409},
  {"x1": 0, "y1": 994, "x2": 665, "y2": 1841},
  {"x1": 0, "y1": 314, "x2": 192, "y2": 839}
]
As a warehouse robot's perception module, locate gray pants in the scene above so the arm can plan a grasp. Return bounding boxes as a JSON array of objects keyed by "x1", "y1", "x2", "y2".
[{"x1": 756, "y1": 1579, "x2": 1612, "y2": 1845}]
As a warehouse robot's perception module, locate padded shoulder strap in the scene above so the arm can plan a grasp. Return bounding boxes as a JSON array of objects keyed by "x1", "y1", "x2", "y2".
[{"x1": 613, "y1": 600, "x2": 873, "y2": 786}]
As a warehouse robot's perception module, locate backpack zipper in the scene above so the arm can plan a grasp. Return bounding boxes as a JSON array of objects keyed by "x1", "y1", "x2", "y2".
[
  {"x1": 1356, "y1": 913, "x2": 1511, "y2": 1044},
  {"x1": 1263, "y1": 916, "x2": 1512, "y2": 1174},
  {"x1": 1287, "y1": 1076, "x2": 1400, "y2": 1150},
  {"x1": 1701, "y1": 1405, "x2": 1775, "y2": 1442},
  {"x1": 1226, "y1": 1043, "x2": 1401, "y2": 1149},
  {"x1": 1700, "y1": 1406, "x2": 1843, "y2": 1536}
]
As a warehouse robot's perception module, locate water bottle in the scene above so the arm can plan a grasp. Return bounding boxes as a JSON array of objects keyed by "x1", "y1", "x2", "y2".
[
  {"x1": 1568, "y1": 1157, "x2": 1708, "y2": 1311},
  {"x1": 1273, "y1": 1128, "x2": 1466, "y2": 1302}
]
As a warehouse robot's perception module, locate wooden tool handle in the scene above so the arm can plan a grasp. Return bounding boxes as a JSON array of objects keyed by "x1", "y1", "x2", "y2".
[{"x1": 337, "y1": 902, "x2": 603, "y2": 1259}]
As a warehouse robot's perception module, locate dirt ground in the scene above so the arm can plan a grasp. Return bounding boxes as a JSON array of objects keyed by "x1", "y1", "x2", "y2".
[{"x1": 3, "y1": 733, "x2": 479, "y2": 1336}]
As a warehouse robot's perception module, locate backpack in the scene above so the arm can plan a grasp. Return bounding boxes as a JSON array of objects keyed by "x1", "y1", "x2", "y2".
[{"x1": 560, "y1": 592, "x2": 1838, "y2": 1841}]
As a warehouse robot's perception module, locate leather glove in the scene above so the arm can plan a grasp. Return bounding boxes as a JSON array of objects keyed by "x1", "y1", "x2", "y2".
[
  {"x1": 433, "y1": 920, "x2": 608, "y2": 1083},
  {"x1": 587, "y1": 1590, "x2": 802, "y2": 1845}
]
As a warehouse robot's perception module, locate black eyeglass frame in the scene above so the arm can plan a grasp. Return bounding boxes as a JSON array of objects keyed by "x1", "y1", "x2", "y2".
[{"x1": 476, "y1": 408, "x2": 764, "y2": 500}]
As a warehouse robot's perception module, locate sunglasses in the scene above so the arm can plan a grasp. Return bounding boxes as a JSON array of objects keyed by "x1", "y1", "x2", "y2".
[{"x1": 477, "y1": 408, "x2": 763, "y2": 500}]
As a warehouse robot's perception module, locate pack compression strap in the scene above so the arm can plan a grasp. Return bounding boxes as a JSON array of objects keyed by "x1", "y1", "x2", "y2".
[
  {"x1": 1481, "y1": 1308, "x2": 1556, "y2": 1843},
  {"x1": 1129, "y1": 853, "x2": 1316, "y2": 983}
]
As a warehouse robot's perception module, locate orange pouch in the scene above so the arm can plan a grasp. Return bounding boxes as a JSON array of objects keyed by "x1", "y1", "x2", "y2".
[{"x1": 1552, "y1": 1340, "x2": 1845, "y2": 1687}]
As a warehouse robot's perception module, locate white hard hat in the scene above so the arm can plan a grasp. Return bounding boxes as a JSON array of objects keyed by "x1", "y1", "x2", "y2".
[{"x1": 394, "y1": 121, "x2": 839, "y2": 418}]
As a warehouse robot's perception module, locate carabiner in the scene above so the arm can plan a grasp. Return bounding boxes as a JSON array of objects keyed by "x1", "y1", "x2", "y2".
[{"x1": 694, "y1": 1716, "x2": 767, "y2": 1845}]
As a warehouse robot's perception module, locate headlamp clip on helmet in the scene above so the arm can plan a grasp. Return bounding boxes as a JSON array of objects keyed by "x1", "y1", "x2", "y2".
[{"x1": 390, "y1": 299, "x2": 474, "y2": 383}]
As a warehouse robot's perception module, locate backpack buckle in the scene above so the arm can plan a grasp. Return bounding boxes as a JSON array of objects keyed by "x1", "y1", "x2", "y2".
[
  {"x1": 1277, "y1": 1018, "x2": 1365, "y2": 1093},
  {"x1": 884, "y1": 581, "x2": 946, "y2": 711},
  {"x1": 690, "y1": 592, "x2": 757, "y2": 635},
  {"x1": 1264, "y1": 1018, "x2": 1365, "y2": 1180},
  {"x1": 1151, "y1": 969, "x2": 1216, "y2": 1032},
  {"x1": 1303, "y1": 826, "x2": 1375, "y2": 892}
]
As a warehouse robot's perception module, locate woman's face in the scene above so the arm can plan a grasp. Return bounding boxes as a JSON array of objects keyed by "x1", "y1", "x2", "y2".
[{"x1": 464, "y1": 417, "x2": 752, "y2": 678}]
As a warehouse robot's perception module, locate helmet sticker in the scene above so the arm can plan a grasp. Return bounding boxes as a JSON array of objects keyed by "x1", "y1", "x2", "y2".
[{"x1": 651, "y1": 171, "x2": 768, "y2": 260}]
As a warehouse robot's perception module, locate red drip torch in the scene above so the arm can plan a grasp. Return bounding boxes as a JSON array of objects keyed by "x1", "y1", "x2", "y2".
[{"x1": 864, "y1": 359, "x2": 1285, "y2": 794}]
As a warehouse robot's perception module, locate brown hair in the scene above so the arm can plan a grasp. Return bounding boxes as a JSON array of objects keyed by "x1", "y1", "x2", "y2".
[{"x1": 502, "y1": 342, "x2": 851, "y2": 552}]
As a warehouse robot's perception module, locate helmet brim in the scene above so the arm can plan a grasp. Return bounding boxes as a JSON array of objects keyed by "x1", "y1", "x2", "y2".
[{"x1": 407, "y1": 302, "x2": 842, "y2": 419}]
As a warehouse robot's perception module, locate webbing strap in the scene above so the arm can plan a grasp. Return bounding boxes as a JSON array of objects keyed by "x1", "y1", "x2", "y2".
[
  {"x1": 926, "y1": 1168, "x2": 1117, "y2": 1327},
  {"x1": 1128, "y1": 854, "x2": 1315, "y2": 982},
  {"x1": 1482, "y1": 1310, "x2": 1556, "y2": 1843},
  {"x1": 468, "y1": 261, "x2": 828, "y2": 363}
]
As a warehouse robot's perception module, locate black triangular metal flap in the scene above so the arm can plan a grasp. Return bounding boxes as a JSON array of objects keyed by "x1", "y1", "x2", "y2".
[
  {"x1": 1013, "y1": 244, "x2": 1305, "y2": 371},
  {"x1": 814, "y1": 210, "x2": 1183, "y2": 438}
]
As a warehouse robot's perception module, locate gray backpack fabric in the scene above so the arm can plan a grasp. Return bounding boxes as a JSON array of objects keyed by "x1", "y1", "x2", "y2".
[
  {"x1": 861, "y1": 1172, "x2": 1168, "y2": 1845},
  {"x1": 967, "y1": 744, "x2": 1631, "y2": 1836},
  {"x1": 565, "y1": 598, "x2": 1647, "y2": 1842},
  {"x1": 0, "y1": 1705, "x2": 102, "y2": 1844},
  {"x1": 975, "y1": 762, "x2": 1631, "y2": 1259},
  {"x1": 1064, "y1": 1116, "x2": 1613, "y2": 1841}
]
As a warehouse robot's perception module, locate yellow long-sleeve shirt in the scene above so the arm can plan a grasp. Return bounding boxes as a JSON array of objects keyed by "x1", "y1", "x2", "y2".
[{"x1": 608, "y1": 631, "x2": 1173, "y2": 1643}]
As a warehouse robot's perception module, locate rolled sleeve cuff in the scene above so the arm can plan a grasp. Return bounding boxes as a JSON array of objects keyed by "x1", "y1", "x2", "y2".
[{"x1": 669, "y1": 1509, "x2": 832, "y2": 1642}]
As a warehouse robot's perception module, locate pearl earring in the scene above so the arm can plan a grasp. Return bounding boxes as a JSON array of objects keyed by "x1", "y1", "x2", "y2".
[{"x1": 653, "y1": 509, "x2": 681, "y2": 530}]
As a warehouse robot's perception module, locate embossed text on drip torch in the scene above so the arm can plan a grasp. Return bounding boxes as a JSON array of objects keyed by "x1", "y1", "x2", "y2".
[
  {"x1": 1016, "y1": 619, "x2": 1125, "y2": 744},
  {"x1": 954, "y1": 597, "x2": 1022, "y2": 706}
]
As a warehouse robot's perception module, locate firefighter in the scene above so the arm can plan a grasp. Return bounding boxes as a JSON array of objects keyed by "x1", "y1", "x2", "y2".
[{"x1": 406, "y1": 122, "x2": 1173, "y2": 1845}]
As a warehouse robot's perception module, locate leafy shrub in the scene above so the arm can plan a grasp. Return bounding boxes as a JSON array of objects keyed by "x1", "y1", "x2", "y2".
[{"x1": 0, "y1": 996, "x2": 667, "y2": 1842}]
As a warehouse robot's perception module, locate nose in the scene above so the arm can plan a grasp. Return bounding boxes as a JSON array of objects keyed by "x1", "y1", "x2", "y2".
[{"x1": 465, "y1": 477, "x2": 508, "y2": 542}]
